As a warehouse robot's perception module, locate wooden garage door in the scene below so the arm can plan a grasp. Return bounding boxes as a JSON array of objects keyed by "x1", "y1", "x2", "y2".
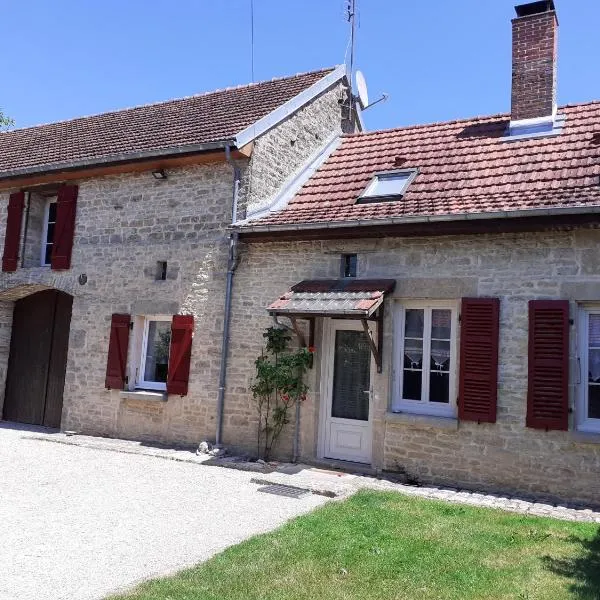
[{"x1": 3, "y1": 289, "x2": 73, "y2": 428}]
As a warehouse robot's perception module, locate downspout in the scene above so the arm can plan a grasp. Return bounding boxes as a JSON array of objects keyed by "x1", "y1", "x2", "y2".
[{"x1": 216, "y1": 145, "x2": 241, "y2": 446}]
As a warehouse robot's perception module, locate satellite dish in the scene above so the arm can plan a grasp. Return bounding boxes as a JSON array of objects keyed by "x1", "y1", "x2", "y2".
[{"x1": 354, "y1": 70, "x2": 369, "y2": 109}]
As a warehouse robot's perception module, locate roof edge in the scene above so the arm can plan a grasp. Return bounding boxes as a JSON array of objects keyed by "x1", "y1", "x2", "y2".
[
  {"x1": 339, "y1": 99, "x2": 600, "y2": 139},
  {"x1": 234, "y1": 64, "x2": 349, "y2": 147},
  {"x1": 235, "y1": 203, "x2": 600, "y2": 235},
  {"x1": 244, "y1": 134, "x2": 342, "y2": 221},
  {"x1": 0, "y1": 140, "x2": 234, "y2": 182},
  {"x1": 2, "y1": 67, "x2": 340, "y2": 135}
]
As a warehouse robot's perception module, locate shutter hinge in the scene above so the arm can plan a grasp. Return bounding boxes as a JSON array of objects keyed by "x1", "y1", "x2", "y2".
[
  {"x1": 569, "y1": 318, "x2": 574, "y2": 326},
  {"x1": 125, "y1": 376, "x2": 129, "y2": 384},
  {"x1": 129, "y1": 321, "x2": 134, "y2": 330},
  {"x1": 458, "y1": 314, "x2": 461, "y2": 323}
]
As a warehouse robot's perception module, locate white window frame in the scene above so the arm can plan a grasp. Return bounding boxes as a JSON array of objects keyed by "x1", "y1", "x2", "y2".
[
  {"x1": 359, "y1": 169, "x2": 418, "y2": 202},
  {"x1": 40, "y1": 197, "x2": 57, "y2": 266},
  {"x1": 136, "y1": 315, "x2": 171, "y2": 391},
  {"x1": 392, "y1": 300, "x2": 459, "y2": 417},
  {"x1": 577, "y1": 306, "x2": 600, "y2": 433}
]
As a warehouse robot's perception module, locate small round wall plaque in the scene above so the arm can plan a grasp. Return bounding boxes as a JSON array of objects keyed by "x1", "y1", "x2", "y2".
[{"x1": 78, "y1": 274, "x2": 88, "y2": 285}]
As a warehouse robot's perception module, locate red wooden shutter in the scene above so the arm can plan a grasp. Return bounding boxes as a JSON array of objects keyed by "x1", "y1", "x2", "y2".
[
  {"x1": 167, "y1": 315, "x2": 194, "y2": 396},
  {"x1": 527, "y1": 300, "x2": 569, "y2": 430},
  {"x1": 51, "y1": 185, "x2": 78, "y2": 270},
  {"x1": 105, "y1": 314, "x2": 130, "y2": 389},
  {"x1": 2, "y1": 191, "x2": 25, "y2": 272},
  {"x1": 458, "y1": 297, "x2": 500, "y2": 423}
]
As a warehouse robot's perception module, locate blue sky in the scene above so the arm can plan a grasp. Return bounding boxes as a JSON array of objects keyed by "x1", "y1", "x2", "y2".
[{"x1": 2, "y1": 1, "x2": 599, "y2": 132}]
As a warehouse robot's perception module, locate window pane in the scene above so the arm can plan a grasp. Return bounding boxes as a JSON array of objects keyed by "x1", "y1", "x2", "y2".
[
  {"x1": 44, "y1": 244, "x2": 52, "y2": 265},
  {"x1": 365, "y1": 173, "x2": 410, "y2": 197},
  {"x1": 405, "y1": 309, "x2": 424, "y2": 338},
  {"x1": 431, "y1": 309, "x2": 451, "y2": 339},
  {"x1": 430, "y1": 372, "x2": 450, "y2": 403},
  {"x1": 589, "y1": 314, "x2": 600, "y2": 347},
  {"x1": 143, "y1": 321, "x2": 171, "y2": 383},
  {"x1": 430, "y1": 339, "x2": 451, "y2": 372},
  {"x1": 403, "y1": 370, "x2": 422, "y2": 401},
  {"x1": 48, "y1": 202, "x2": 57, "y2": 222},
  {"x1": 46, "y1": 222, "x2": 55, "y2": 243},
  {"x1": 589, "y1": 385, "x2": 600, "y2": 419},
  {"x1": 404, "y1": 338, "x2": 423, "y2": 369},
  {"x1": 343, "y1": 254, "x2": 357, "y2": 278},
  {"x1": 331, "y1": 330, "x2": 370, "y2": 421},
  {"x1": 588, "y1": 349, "x2": 600, "y2": 383}
]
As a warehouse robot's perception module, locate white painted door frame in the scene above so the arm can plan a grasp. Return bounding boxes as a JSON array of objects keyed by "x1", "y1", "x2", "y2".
[{"x1": 318, "y1": 318, "x2": 374, "y2": 464}]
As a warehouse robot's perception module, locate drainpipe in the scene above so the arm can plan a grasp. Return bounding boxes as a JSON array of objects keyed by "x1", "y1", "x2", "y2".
[
  {"x1": 293, "y1": 389, "x2": 301, "y2": 464},
  {"x1": 215, "y1": 145, "x2": 241, "y2": 447}
]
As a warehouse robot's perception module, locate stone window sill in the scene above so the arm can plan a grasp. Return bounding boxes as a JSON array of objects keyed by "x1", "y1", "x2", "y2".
[
  {"x1": 119, "y1": 390, "x2": 167, "y2": 402},
  {"x1": 385, "y1": 411, "x2": 458, "y2": 431},
  {"x1": 571, "y1": 431, "x2": 600, "y2": 445}
]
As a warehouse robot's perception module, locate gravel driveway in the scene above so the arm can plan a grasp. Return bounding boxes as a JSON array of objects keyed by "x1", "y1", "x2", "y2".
[{"x1": 0, "y1": 423, "x2": 327, "y2": 600}]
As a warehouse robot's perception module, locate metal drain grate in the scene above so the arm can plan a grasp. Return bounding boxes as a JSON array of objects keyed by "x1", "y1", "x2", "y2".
[{"x1": 257, "y1": 484, "x2": 310, "y2": 499}]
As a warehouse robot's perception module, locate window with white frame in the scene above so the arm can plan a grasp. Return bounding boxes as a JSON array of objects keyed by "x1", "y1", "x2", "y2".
[
  {"x1": 358, "y1": 169, "x2": 418, "y2": 203},
  {"x1": 393, "y1": 302, "x2": 458, "y2": 417},
  {"x1": 578, "y1": 307, "x2": 600, "y2": 433},
  {"x1": 41, "y1": 197, "x2": 57, "y2": 266},
  {"x1": 137, "y1": 316, "x2": 171, "y2": 390}
]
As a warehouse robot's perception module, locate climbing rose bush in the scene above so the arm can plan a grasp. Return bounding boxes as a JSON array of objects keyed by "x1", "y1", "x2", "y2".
[{"x1": 251, "y1": 327, "x2": 312, "y2": 461}]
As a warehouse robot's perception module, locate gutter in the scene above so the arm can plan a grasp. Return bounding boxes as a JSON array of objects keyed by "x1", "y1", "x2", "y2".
[
  {"x1": 0, "y1": 140, "x2": 234, "y2": 182},
  {"x1": 215, "y1": 145, "x2": 241, "y2": 447},
  {"x1": 234, "y1": 203, "x2": 600, "y2": 235}
]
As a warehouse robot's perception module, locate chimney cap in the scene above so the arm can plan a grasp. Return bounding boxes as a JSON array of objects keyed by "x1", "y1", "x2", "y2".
[{"x1": 514, "y1": 1, "x2": 555, "y2": 18}]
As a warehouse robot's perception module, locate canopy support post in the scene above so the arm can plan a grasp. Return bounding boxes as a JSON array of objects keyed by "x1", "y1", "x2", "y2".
[
  {"x1": 289, "y1": 316, "x2": 306, "y2": 348},
  {"x1": 361, "y1": 316, "x2": 382, "y2": 373}
]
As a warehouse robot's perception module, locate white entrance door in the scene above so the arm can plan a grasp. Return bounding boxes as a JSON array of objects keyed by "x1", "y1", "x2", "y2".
[{"x1": 320, "y1": 319, "x2": 373, "y2": 464}]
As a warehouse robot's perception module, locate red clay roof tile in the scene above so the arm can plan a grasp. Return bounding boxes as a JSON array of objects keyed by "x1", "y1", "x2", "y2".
[
  {"x1": 0, "y1": 68, "x2": 334, "y2": 178},
  {"x1": 244, "y1": 101, "x2": 600, "y2": 228}
]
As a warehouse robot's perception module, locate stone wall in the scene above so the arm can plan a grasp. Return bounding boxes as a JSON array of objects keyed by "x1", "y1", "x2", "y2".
[
  {"x1": 0, "y1": 301, "x2": 13, "y2": 413},
  {"x1": 241, "y1": 82, "x2": 351, "y2": 218},
  {"x1": 0, "y1": 79, "x2": 348, "y2": 445},
  {"x1": 0, "y1": 162, "x2": 236, "y2": 443},
  {"x1": 225, "y1": 230, "x2": 600, "y2": 505}
]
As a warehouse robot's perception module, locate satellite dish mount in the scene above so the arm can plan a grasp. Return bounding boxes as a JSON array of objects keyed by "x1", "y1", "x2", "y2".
[{"x1": 355, "y1": 70, "x2": 369, "y2": 110}]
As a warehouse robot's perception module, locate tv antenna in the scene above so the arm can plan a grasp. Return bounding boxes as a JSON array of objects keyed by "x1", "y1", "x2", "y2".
[
  {"x1": 346, "y1": 0, "x2": 388, "y2": 113},
  {"x1": 346, "y1": 0, "x2": 357, "y2": 115}
]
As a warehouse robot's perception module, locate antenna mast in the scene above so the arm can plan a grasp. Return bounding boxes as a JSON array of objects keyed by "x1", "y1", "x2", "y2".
[
  {"x1": 250, "y1": 0, "x2": 255, "y2": 82},
  {"x1": 347, "y1": 0, "x2": 356, "y2": 116}
]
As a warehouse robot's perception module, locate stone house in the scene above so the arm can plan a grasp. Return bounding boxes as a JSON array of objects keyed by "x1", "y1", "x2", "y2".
[
  {"x1": 0, "y1": 65, "x2": 358, "y2": 443},
  {"x1": 227, "y1": 1, "x2": 600, "y2": 505}
]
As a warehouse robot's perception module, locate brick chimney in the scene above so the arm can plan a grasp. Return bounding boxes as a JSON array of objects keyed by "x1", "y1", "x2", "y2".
[{"x1": 511, "y1": 1, "x2": 558, "y2": 124}]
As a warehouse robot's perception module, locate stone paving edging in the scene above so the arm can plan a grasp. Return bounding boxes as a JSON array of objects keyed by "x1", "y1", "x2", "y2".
[{"x1": 19, "y1": 429, "x2": 600, "y2": 524}]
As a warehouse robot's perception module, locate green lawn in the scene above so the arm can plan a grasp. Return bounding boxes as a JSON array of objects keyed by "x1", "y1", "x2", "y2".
[{"x1": 109, "y1": 490, "x2": 600, "y2": 600}]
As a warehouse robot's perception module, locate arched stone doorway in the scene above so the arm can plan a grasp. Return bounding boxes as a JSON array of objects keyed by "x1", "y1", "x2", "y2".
[{"x1": 3, "y1": 289, "x2": 73, "y2": 428}]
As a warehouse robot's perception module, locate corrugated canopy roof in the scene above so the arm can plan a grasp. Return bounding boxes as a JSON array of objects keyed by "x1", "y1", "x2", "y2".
[{"x1": 268, "y1": 279, "x2": 396, "y2": 318}]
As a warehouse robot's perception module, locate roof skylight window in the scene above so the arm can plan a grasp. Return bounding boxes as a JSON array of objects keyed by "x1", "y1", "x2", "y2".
[{"x1": 358, "y1": 169, "x2": 418, "y2": 203}]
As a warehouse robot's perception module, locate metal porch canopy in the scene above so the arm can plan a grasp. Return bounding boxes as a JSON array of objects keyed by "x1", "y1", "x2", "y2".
[{"x1": 267, "y1": 279, "x2": 396, "y2": 372}]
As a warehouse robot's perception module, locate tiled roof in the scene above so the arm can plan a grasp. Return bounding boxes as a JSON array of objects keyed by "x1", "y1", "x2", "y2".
[
  {"x1": 268, "y1": 279, "x2": 396, "y2": 317},
  {"x1": 243, "y1": 101, "x2": 600, "y2": 228},
  {"x1": 0, "y1": 68, "x2": 335, "y2": 178}
]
